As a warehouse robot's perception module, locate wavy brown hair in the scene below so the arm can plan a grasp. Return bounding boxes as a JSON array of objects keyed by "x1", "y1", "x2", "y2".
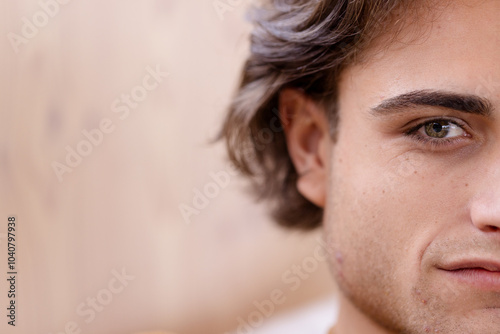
[{"x1": 220, "y1": 0, "x2": 420, "y2": 229}]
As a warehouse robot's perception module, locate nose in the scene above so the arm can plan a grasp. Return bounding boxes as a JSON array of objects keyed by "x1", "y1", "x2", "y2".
[
  {"x1": 470, "y1": 167, "x2": 500, "y2": 232},
  {"x1": 470, "y1": 193, "x2": 500, "y2": 232}
]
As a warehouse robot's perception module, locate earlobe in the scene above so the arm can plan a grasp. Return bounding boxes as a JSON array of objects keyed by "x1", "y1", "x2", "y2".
[{"x1": 279, "y1": 88, "x2": 330, "y2": 208}]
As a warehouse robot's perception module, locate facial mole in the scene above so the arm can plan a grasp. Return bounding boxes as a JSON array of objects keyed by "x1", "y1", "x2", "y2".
[{"x1": 465, "y1": 183, "x2": 468, "y2": 187}]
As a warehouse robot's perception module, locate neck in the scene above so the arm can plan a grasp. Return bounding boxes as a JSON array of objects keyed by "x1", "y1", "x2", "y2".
[{"x1": 331, "y1": 294, "x2": 392, "y2": 334}]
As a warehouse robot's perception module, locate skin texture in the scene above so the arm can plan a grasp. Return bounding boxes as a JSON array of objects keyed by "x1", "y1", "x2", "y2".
[{"x1": 281, "y1": 0, "x2": 500, "y2": 333}]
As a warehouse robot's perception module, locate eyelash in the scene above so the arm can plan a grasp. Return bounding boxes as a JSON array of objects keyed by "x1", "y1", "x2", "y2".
[{"x1": 404, "y1": 117, "x2": 470, "y2": 149}]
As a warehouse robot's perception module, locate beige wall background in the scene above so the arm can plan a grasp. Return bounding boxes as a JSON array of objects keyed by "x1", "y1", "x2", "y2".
[{"x1": 0, "y1": 1, "x2": 335, "y2": 333}]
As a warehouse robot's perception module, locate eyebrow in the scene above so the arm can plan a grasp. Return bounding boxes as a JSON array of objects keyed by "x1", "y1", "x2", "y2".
[{"x1": 370, "y1": 90, "x2": 493, "y2": 118}]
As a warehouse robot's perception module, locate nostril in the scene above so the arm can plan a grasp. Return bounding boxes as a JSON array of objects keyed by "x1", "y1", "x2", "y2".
[{"x1": 486, "y1": 225, "x2": 500, "y2": 232}]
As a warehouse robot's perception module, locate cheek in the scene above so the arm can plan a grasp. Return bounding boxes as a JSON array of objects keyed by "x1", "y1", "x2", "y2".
[
  {"x1": 324, "y1": 142, "x2": 471, "y2": 291},
  {"x1": 327, "y1": 146, "x2": 423, "y2": 245}
]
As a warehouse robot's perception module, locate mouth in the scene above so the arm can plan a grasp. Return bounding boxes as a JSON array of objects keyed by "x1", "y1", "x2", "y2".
[{"x1": 438, "y1": 260, "x2": 500, "y2": 291}]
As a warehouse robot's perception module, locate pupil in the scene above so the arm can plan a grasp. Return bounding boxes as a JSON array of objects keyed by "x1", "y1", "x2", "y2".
[{"x1": 432, "y1": 123, "x2": 443, "y2": 133}]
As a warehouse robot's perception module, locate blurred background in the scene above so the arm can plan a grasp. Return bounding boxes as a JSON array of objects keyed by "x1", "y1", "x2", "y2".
[{"x1": 0, "y1": 1, "x2": 336, "y2": 333}]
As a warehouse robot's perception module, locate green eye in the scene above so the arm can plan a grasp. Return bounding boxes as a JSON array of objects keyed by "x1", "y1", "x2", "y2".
[
  {"x1": 405, "y1": 118, "x2": 471, "y2": 149},
  {"x1": 424, "y1": 121, "x2": 449, "y2": 138},
  {"x1": 421, "y1": 120, "x2": 465, "y2": 139}
]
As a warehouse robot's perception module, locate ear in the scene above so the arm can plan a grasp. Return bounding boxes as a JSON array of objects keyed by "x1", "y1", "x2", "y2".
[{"x1": 279, "y1": 88, "x2": 330, "y2": 208}]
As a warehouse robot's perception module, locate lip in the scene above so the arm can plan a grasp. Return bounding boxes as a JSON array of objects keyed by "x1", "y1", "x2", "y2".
[
  {"x1": 438, "y1": 259, "x2": 500, "y2": 290},
  {"x1": 439, "y1": 260, "x2": 500, "y2": 272}
]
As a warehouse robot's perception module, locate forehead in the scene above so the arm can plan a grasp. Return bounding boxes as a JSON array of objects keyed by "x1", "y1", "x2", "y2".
[{"x1": 339, "y1": 0, "x2": 500, "y2": 109}]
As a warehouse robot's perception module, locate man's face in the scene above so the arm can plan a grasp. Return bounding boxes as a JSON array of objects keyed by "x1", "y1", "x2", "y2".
[{"x1": 325, "y1": 0, "x2": 500, "y2": 332}]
